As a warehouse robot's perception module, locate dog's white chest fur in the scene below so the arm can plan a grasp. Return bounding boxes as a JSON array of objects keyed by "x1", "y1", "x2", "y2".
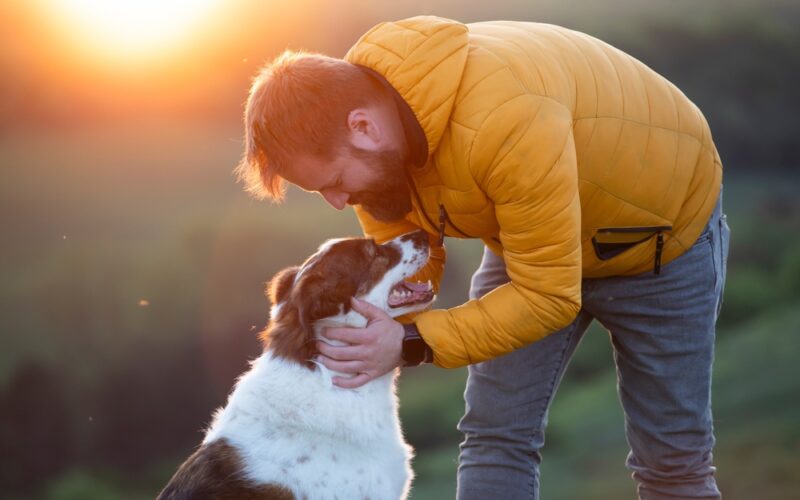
[{"x1": 203, "y1": 353, "x2": 413, "y2": 499}]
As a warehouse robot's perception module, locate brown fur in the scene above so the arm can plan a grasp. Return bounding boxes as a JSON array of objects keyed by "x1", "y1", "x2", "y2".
[
  {"x1": 267, "y1": 266, "x2": 300, "y2": 305},
  {"x1": 158, "y1": 439, "x2": 294, "y2": 499},
  {"x1": 260, "y1": 238, "x2": 401, "y2": 367}
]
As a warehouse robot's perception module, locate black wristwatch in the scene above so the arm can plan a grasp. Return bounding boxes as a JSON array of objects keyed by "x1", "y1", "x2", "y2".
[{"x1": 401, "y1": 323, "x2": 433, "y2": 367}]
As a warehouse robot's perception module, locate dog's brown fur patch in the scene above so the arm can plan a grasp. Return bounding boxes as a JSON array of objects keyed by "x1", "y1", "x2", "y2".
[
  {"x1": 158, "y1": 438, "x2": 294, "y2": 499},
  {"x1": 260, "y1": 238, "x2": 401, "y2": 367}
]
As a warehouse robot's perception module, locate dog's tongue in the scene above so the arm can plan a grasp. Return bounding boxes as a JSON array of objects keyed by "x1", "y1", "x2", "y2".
[{"x1": 403, "y1": 281, "x2": 430, "y2": 292}]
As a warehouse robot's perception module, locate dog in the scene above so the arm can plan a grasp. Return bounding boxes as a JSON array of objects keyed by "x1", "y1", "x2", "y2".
[{"x1": 158, "y1": 230, "x2": 435, "y2": 500}]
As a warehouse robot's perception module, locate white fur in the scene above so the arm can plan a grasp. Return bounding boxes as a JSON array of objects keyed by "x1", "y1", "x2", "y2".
[
  {"x1": 269, "y1": 302, "x2": 284, "y2": 320},
  {"x1": 202, "y1": 233, "x2": 433, "y2": 500},
  {"x1": 204, "y1": 355, "x2": 411, "y2": 499}
]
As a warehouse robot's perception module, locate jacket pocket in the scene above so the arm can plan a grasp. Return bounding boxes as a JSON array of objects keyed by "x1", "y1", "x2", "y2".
[{"x1": 592, "y1": 226, "x2": 672, "y2": 273}]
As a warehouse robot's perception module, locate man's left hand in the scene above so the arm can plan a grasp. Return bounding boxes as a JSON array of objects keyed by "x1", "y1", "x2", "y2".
[{"x1": 317, "y1": 297, "x2": 404, "y2": 389}]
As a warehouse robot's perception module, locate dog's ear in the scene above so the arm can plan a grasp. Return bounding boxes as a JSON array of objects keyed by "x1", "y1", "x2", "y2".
[
  {"x1": 294, "y1": 274, "x2": 346, "y2": 331},
  {"x1": 266, "y1": 266, "x2": 299, "y2": 305}
]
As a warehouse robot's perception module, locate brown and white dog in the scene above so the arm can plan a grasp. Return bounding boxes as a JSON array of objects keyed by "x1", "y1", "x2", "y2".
[{"x1": 159, "y1": 230, "x2": 435, "y2": 500}]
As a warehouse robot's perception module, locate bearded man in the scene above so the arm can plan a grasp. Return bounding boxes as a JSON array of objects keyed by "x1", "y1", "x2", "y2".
[{"x1": 236, "y1": 16, "x2": 730, "y2": 500}]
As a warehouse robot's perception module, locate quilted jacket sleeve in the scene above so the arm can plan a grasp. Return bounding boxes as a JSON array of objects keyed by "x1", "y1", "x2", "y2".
[
  {"x1": 353, "y1": 205, "x2": 446, "y2": 298},
  {"x1": 415, "y1": 95, "x2": 582, "y2": 368}
]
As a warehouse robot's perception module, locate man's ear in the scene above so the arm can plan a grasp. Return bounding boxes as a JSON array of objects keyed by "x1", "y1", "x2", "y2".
[
  {"x1": 347, "y1": 108, "x2": 382, "y2": 151},
  {"x1": 266, "y1": 266, "x2": 299, "y2": 305}
]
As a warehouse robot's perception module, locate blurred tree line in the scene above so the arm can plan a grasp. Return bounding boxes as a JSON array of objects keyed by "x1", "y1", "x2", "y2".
[{"x1": 612, "y1": 14, "x2": 800, "y2": 169}]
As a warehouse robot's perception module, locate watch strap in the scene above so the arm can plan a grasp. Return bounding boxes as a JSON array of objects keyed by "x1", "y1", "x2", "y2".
[{"x1": 402, "y1": 323, "x2": 433, "y2": 367}]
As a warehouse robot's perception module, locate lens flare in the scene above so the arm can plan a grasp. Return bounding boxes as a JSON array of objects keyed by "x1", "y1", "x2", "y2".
[{"x1": 49, "y1": 0, "x2": 220, "y2": 58}]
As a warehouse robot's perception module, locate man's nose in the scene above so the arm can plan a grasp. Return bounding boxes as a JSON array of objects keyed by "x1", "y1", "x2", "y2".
[{"x1": 320, "y1": 189, "x2": 349, "y2": 210}]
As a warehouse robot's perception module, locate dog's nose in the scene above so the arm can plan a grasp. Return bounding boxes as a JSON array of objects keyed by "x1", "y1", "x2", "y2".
[{"x1": 401, "y1": 230, "x2": 429, "y2": 249}]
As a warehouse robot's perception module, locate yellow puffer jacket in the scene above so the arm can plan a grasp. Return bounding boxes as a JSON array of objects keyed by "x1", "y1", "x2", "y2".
[{"x1": 345, "y1": 16, "x2": 722, "y2": 368}]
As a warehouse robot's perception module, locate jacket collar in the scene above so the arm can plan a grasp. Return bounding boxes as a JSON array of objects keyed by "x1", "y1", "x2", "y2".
[{"x1": 345, "y1": 16, "x2": 469, "y2": 160}]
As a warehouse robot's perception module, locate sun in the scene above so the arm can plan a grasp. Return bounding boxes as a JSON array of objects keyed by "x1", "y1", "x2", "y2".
[{"x1": 49, "y1": 0, "x2": 220, "y2": 58}]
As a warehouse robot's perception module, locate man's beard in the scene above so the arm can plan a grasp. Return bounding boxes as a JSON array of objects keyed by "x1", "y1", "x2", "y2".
[{"x1": 347, "y1": 146, "x2": 413, "y2": 223}]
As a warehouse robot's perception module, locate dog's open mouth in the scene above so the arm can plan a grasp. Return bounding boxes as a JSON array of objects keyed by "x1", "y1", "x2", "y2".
[{"x1": 388, "y1": 280, "x2": 434, "y2": 308}]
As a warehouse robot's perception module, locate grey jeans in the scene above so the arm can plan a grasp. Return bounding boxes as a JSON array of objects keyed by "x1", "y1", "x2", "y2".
[{"x1": 457, "y1": 193, "x2": 730, "y2": 500}]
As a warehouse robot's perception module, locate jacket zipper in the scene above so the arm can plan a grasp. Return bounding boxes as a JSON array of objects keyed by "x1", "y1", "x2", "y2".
[
  {"x1": 404, "y1": 168, "x2": 441, "y2": 243},
  {"x1": 438, "y1": 204, "x2": 470, "y2": 239},
  {"x1": 404, "y1": 168, "x2": 500, "y2": 246}
]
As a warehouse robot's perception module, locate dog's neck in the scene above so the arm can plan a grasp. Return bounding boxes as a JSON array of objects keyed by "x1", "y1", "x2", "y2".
[
  {"x1": 205, "y1": 311, "x2": 399, "y2": 442},
  {"x1": 203, "y1": 348, "x2": 399, "y2": 448},
  {"x1": 310, "y1": 312, "x2": 368, "y2": 380}
]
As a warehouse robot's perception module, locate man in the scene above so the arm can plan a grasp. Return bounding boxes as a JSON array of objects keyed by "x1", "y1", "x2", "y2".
[{"x1": 236, "y1": 16, "x2": 730, "y2": 500}]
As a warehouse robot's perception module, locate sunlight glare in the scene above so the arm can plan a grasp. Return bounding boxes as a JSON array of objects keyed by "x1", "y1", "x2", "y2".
[{"x1": 50, "y1": 0, "x2": 220, "y2": 57}]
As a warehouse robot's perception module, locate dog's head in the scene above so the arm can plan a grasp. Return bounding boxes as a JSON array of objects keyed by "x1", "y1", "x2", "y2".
[{"x1": 262, "y1": 230, "x2": 434, "y2": 367}]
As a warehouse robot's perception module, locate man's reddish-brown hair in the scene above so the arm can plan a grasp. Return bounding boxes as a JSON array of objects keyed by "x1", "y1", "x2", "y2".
[{"x1": 235, "y1": 50, "x2": 387, "y2": 201}]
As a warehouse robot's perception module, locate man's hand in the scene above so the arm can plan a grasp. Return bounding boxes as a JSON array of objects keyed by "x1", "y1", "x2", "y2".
[{"x1": 317, "y1": 297, "x2": 404, "y2": 389}]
